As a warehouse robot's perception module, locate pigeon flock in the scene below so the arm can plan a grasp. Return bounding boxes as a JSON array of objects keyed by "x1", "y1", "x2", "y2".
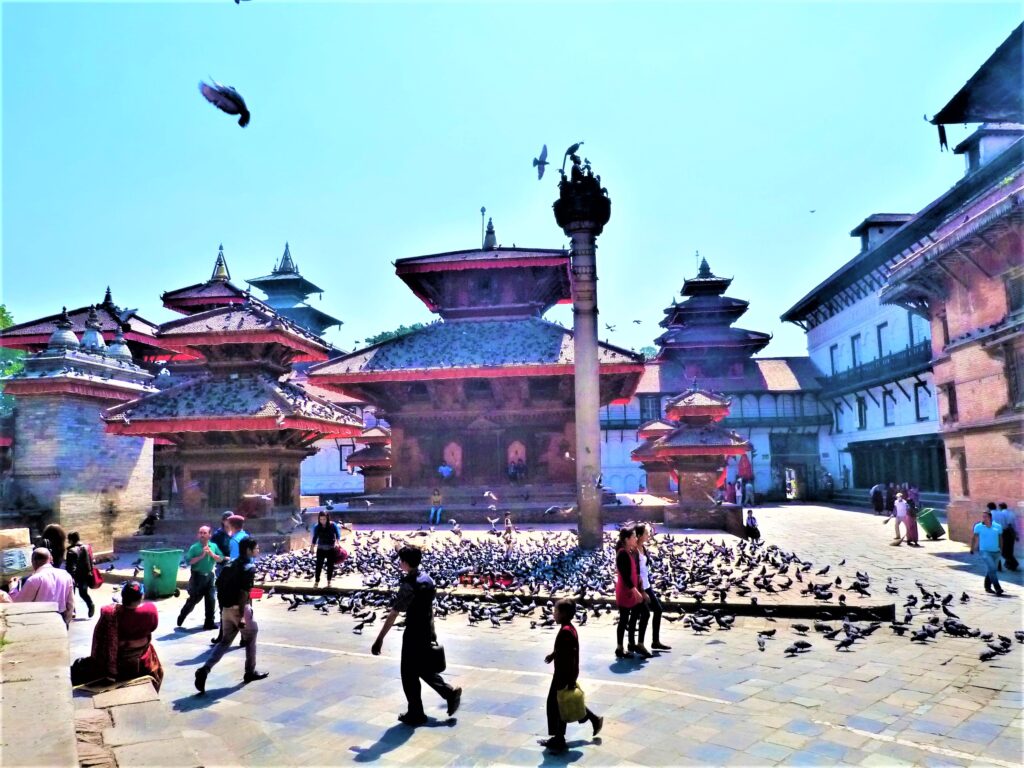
[{"x1": 249, "y1": 528, "x2": 1023, "y2": 662}]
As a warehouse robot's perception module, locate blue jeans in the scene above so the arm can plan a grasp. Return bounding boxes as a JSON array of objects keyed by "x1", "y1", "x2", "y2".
[
  {"x1": 429, "y1": 506, "x2": 443, "y2": 525},
  {"x1": 981, "y1": 550, "x2": 1003, "y2": 593}
]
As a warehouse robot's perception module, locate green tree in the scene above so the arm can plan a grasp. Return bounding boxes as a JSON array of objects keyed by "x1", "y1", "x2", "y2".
[
  {"x1": 0, "y1": 304, "x2": 24, "y2": 416},
  {"x1": 363, "y1": 322, "x2": 427, "y2": 346},
  {"x1": 639, "y1": 345, "x2": 658, "y2": 360}
]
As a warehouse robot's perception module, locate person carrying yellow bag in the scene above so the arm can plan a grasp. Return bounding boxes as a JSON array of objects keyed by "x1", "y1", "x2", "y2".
[{"x1": 540, "y1": 599, "x2": 604, "y2": 755}]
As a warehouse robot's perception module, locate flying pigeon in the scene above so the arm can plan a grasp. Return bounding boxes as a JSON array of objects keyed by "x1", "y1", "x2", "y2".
[
  {"x1": 533, "y1": 144, "x2": 549, "y2": 179},
  {"x1": 199, "y1": 79, "x2": 250, "y2": 127}
]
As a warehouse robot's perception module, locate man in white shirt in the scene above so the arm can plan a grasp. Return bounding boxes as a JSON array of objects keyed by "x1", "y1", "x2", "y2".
[
  {"x1": 10, "y1": 548, "x2": 76, "y2": 626},
  {"x1": 892, "y1": 493, "x2": 910, "y2": 544}
]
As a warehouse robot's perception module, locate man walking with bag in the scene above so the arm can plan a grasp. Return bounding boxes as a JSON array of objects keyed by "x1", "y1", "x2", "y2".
[
  {"x1": 371, "y1": 545, "x2": 461, "y2": 726},
  {"x1": 194, "y1": 537, "x2": 268, "y2": 693},
  {"x1": 178, "y1": 525, "x2": 224, "y2": 630}
]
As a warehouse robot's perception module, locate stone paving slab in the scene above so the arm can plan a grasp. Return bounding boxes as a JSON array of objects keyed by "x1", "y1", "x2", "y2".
[{"x1": 69, "y1": 504, "x2": 1024, "y2": 766}]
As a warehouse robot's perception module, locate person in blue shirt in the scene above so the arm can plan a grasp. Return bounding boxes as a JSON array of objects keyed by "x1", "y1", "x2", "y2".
[
  {"x1": 971, "y1": 508, "x2": 1004, "y2": 596},
  {"x1": 227, "y1": 515, "x2": 250, "y2": 560}
]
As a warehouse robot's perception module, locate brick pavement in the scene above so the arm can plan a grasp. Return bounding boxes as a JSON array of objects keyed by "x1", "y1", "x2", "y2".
[{"x1": 70, "y1": 504, "x2": 1022, "y2": 766}]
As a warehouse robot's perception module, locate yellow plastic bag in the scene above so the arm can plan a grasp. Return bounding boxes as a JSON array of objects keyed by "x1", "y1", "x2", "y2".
[{"x1": 556, "y1": 684, "x2": 586, "y2": 722}]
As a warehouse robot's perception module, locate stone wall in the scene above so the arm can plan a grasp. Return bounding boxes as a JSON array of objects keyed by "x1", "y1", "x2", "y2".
[{"x1": 11, "y1": 395, "x2": 152, "y2": 549}]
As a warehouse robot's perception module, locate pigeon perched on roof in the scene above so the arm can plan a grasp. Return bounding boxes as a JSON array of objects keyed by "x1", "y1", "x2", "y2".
[{"x1": 199, "y1": 79, "x2": 251, "y2": 127}]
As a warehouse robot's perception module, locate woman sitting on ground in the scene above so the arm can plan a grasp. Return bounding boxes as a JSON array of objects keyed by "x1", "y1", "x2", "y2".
[
  {"x1": 71, "y1": 581, "x2": 164, "y2": 692},
  {"x1": 744, "y1": 510, "x2": 761, "y2": 541}
]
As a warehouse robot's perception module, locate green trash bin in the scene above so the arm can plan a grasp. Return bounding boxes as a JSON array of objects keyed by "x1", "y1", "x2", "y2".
[
  {"x1": 139, "y1": 549, "x2": 184, "y2": 598},
  {"x1": 916, "y1": 508, "x2": 945, "y2": 540}
]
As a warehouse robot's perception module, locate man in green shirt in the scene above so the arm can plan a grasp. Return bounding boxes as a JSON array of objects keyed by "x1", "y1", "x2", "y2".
[{"x1": 178, "y1": 525, "x2": 225, "y2": 630}]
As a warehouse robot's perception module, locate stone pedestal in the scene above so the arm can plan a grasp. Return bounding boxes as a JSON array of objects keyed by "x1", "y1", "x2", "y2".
[{"x1": 664, "y1": 503, "x2": 744, "y2": 536}]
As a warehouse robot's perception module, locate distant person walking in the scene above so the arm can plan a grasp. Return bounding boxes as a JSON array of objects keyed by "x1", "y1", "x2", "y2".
[
  {"x1": 310, "y1": 512, "x2": 343, "y2": 588},
  {"x1": 41, "y1": 523, "x2": 68, "y2": 568},
  {"x1": 371, "y1": 545, "x2": 461, "y2": 726},
  {"x1": 178, "y1": 525, "x2": 224, "y2": 630},
  {"x1": 540, "y1": 599, "x2": 604, "y2": 755},
  {"x1": 870, "y1": 483, "x2": 885, "y2": 515},
  {"x1": 970, "y1": 508, "x2": 1004, "y2": 596},
  {"x1": 903, "y1": 495, "x2": 921, "y2": 547},
  {"x1": 65, "y1": 531, "x2": 96, "y2": 618},
  {"x1": 995, "y1": 502, "x2": 1019, "y2": 571},
  {"x1": 892, "y1": 492, "x2": 909, "y2": 544}
]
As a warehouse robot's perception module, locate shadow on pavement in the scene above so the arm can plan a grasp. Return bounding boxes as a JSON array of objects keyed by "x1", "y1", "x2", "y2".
[
  {"x1": 171, "y1": 682, "x2": 245, "y2": 711},
  {"x1": 349, "y1": 721, "x2": 458, "y2": 762}
]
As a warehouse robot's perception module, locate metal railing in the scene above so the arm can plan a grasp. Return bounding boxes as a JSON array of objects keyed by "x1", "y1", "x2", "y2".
[{"x1": 819, "y1": 340, "x2": 932, "y2": 397}]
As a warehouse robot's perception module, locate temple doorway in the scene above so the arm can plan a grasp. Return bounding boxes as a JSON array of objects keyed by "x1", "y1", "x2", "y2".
[{"x1": 507, "y1": 440, "x2": 527, "y2": 483}]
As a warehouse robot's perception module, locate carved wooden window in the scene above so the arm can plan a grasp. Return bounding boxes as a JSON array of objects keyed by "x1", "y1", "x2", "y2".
[{"x1": 1007, "y1": 344, "x2": 1024, "y2": 409}]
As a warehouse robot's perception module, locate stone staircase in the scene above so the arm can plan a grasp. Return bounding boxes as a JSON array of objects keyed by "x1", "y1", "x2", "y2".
[{"x1": 113, "y1": 511, "x2": 298, "y2": 555}]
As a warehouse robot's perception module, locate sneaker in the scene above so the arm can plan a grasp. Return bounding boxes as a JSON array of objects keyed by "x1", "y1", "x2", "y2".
[
  {"x1": 592, "y1": 715, "x2": 604, "y2": 737},
  {"x1": 447, "y1": 687, "x2": 462, "y2": 716},
  {"x1": 243, "y1": 671, "x2": 269, "y2": 683},
  {"x1": 398, "y1": 712, "x2": 428, "y2": 726},
  {"x1": 633, "y1": 645, "x2": 652, "y2": 658},
  {"x1": 194, "y1": 668, "x2": 208, "y2": 695},
  {"x1": 651, "y1": 641, "x2": 671, "y2": 650}
]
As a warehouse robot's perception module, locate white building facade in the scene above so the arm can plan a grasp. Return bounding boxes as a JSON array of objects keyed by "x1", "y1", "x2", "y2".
[{"x1": 781, "y1": 215, "x2": 947, "y2": 494}]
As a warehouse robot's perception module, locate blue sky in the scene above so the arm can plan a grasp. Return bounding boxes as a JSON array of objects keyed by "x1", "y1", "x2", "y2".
[{"x1": 2, "y1": 1, "x2": 1019, "y2": 357}]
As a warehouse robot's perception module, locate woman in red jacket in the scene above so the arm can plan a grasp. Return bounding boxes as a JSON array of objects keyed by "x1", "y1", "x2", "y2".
[{"x1": 614, "y1": 526, "x2": 645, "y2": 658}]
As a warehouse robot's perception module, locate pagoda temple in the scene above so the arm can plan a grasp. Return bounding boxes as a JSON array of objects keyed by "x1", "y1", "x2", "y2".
[
  {"x1": 345, "y1": 425, "x2": 393, "y2": 492},
  {"x1": 601, "y1": 256, "x2": 829, "y2": 498},
  {"x1": 310, "y1": 221, "x2": 645, "y2": 488},
  {"x1": 2, "y1": 308, "x2": 157, "y2": 549},
  {"x1": 105, "y1": 295, "x2": 363, "y2": 516},
  {"x1": 247, "y1": 243, "x2": 342, "y2": 336},
  {"x1": 632, "y1": 386, "x2": 749, "y2": 532}
]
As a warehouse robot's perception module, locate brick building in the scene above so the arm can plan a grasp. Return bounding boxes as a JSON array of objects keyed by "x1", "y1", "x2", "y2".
[
  {"x1": 879, "y1": 25, "x2": 1023, "y2": 542},
  {"x1": 2, "y1": 308, "x2": 156, "y2": 549}
]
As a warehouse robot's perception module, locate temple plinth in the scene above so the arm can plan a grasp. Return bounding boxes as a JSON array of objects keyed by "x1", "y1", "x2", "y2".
[
  {"x1": 633, "y1": 387, "x2": 750, "y2": 535},
  {"x1": 553, "y1": 153, "x2": 612, "y2": 549}
]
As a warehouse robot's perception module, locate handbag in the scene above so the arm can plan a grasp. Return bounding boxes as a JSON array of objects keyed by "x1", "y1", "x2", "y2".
[
  {"x1": 424, "y1": 641, "x2": 446, "y2": 674},
  {"x1": 333, "y1": 544, "x2": 348, "y2": 562},
  {"x1": 556, "y1": 684, "x2": 587, "y2": 722},
  {"x1": 90, "y1": 566, "x2": 103, "y2": 590}
]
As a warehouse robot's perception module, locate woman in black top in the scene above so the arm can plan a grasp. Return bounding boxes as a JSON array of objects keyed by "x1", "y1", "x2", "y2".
[
  {"x1": 65, "y1": 531, "x2": 95, "y2": 618},
  {"x1": 310, "y1": 512, "x2": 341, "y2": 588}
]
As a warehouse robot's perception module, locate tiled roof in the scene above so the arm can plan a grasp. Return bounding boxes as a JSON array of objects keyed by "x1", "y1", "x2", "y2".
[
  {"x1": 310, "y1": 318, "x2": 642, "y2": 376},
  {"x1": 666, "y1": 389, "x2": 730, "y2": 409},
  {"x1": 0, "y1": 303, "x2": 158, "y2": 339},
  {"x1": 656, "y1": 325, "x2": 771, "y2": 347},
  {"x1": 396, "y1": 247, "x2": 567, "y2": 269},
  {"x1": 655, "y1": 425, "x2": 748, "y2": 449},
  {"x1": 346, "y1": 444, "x2": 392, "y2": 465},
  {"x1": 105, "y1": 372, "x2": 361, "y2": 427},
  {"x1": 158, "y1": 303, "x2": 327, "y2": 352},
  {"x1": 162, "y1": 280, "x2": 248, "y2": 301},
  {"x1": 637, "y1": 357, "x2": 822, "y2": 394}
]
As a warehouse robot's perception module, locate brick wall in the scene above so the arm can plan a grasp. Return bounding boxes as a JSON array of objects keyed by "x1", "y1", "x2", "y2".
[{"x1": 11, "y1": 395, "x2": 152, "y2": 550}]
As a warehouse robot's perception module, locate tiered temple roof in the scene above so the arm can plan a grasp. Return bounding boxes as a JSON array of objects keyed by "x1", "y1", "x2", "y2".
[
  {"x1": 0, "y1": 288, "x2": 165, "y2": 361},
  {"x1": 633, "y1": 386, "x2": 749, "y2": 462},
  {"x1": 162, "y1": 245, "x2": 249, "y2": 316},
  {"x1": 247, "y1": 243, "x2": 342, "y2": 335}
]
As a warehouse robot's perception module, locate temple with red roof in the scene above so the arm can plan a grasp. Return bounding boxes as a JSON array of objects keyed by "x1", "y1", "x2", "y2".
[
  {"x1": 601, "y1": 256, "x2": 831, "y2": 499},
  {"x1": 310, "y1": 220, "x2": 644, "y2": 488},
  {"x1": 105, "y1": 296, "x2": 363, "y2": 516}
]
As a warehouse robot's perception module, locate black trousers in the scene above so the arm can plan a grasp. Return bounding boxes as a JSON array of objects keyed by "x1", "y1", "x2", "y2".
[
  {"x1": 77, "y1": 583, "x2": 94, "y2": 613},
  {"x1": 1001, "y1": 528, "x2": 1019, "y2": 570},
  {"x1": 546, "y1": 679, "x2": 597, "y2": 737},
  {"x1": 616, "y1": 605, "x2": 646, "y2": 648},
  {"x1": 401, "y1": 641, "x2": 455, "y2": 716},
  {"x1": 637, "y1": 588, "x2": 663, "y2": 645},
  {"x1": 314, "y1": 548, "x2": 336, "y2": 583},
  {"x1": 179, "y1": 571, "x2": 216, "y2": 625}
]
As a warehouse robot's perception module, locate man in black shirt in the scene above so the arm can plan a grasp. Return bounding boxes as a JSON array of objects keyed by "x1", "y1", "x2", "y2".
[
  {"x1": 194, "y1": 537, "x2": 268, "y2": 694},
  {"x1": 371, "y1": 546, "x2": 461, "y2": 726}
]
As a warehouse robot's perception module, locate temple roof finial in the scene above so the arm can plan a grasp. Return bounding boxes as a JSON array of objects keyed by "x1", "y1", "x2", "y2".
[
  {"x1": 697, "y1": 253, "x2": 712, "y2": 279},
  {"x1": 482, "y1": 217, "x2": 497, "y2": 250},
  {"x1": 103, "y1": 286, "x2": 113, "y2": 306},
  {"x1": 81, "y1": 306, "x2": 106, "y2": 351},
  {"x1": 106, "y1": 326, "x2": 133, "y2": 362},
  {"x1": 211, "y1": 244, "x2": 231, "y2": 282},
  {"x1": 47, "y1": 307, "x2": 80, "y2": 351},
  {"x1": 275, "y1": 242, "x2": 298, "y2": 275}
]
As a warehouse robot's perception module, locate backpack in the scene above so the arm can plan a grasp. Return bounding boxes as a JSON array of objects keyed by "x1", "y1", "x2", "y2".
[{"x1": 215, "y1": 558, "x2": 245, "y2": 609}]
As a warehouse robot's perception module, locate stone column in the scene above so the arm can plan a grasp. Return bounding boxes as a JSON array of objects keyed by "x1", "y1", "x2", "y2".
[{"x1": 553, "y1": 152, "x2": 611, "y2": 549}]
